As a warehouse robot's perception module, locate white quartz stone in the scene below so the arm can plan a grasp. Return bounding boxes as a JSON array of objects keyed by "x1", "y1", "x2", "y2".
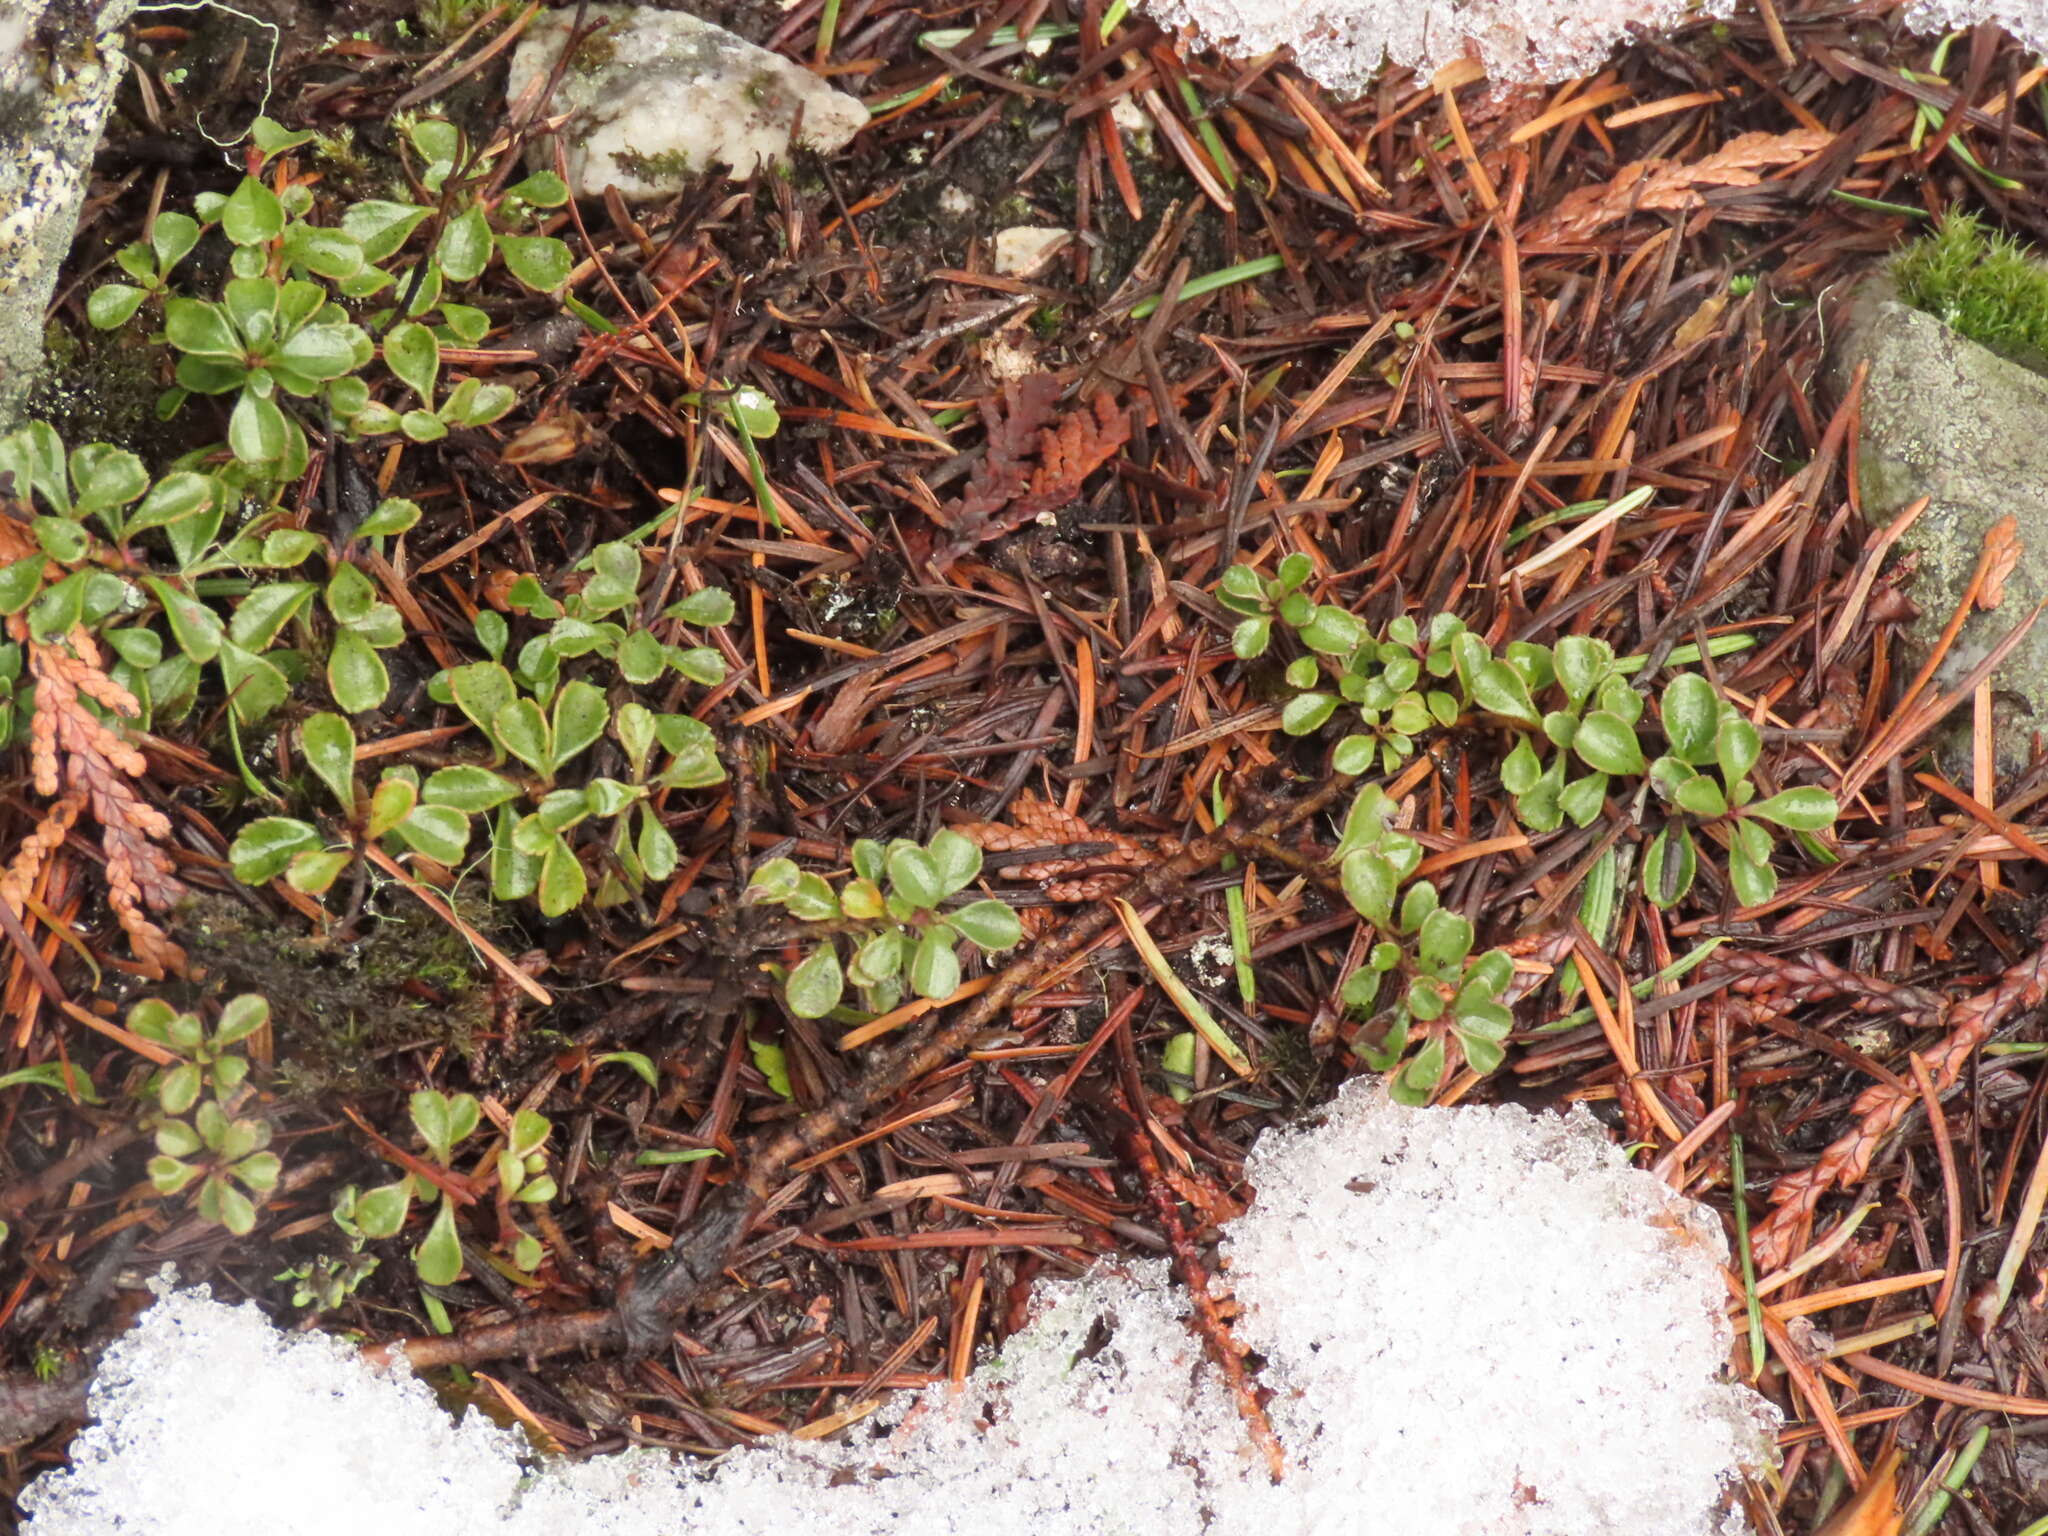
[
  {"x1": 505, "y1": 5, "x2": 869, "y2": 200},
  {"x1": 992, "y1": 226, "x2": 1071, "y2": 277}
]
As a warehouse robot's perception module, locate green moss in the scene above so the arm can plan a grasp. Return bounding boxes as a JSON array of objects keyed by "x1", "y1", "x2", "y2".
[
  {"x1": 566, "y1": 29, "x2": 617, "y2": 75},
  {"x1": 30, "y1": 321, "x2": 169, "y2": 457},
  {"x1": 610, "y1": 146, "x2": 692, "y2": 183},
  {"x1": 1893, "y1": 212, "x2": 2048, "y2": 371},
  {"x1": 177, "y1": 892, "x2": 496, "y2": 1098}
]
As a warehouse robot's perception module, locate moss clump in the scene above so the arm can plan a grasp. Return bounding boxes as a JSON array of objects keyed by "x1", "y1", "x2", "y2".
[
  {"x1": 177, "y1": 893, "x2": 497, "y2": 1097},
  {"x1": 1893, "y1": 212, "x2": 2048, "y2": 371},
  {"x1": 611, "y1": 146, "x2": 691, "y2": 183}
]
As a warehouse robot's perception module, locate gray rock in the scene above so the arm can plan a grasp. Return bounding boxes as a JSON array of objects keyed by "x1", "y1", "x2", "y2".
[
  {"x1": 0, "y1": 0, "x2": 139, "y2": 429},
  {"x1": 1834, "y1": 277, "x2": 2048, "y2": 775},
  {"x1": 505, "y1": 4, "x2": 868, "y2": 201}
]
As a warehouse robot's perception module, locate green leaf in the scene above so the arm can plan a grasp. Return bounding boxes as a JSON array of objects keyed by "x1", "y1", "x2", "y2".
[
  {"x1": 230, "y1": 817, "x2": 321, "y2": 883},
  {"x1": 228, "y1": 391, "x2": 291, "y2": 466},
  {"x1": 550, "y1": 680, "x2": 608, "y2": 771},
  {"x1": 0, "y1": 421, "x2": 68, "y2": 512},
  {"x1": 1643, "y1": 824, "x2": 1697, "y2": 909},
  {"x1": 1462, "y1": 1035, "x2": 1506, "y2": 1075},
  {"x1": 298, "y1": 712, "x2": 357, "y2": 811},
  {"x1": 351, "y1": 1181, "x2": 412, "y2": 1239},
  {"x1": 1468, "y1": 660, "x2": 1540, "y2": 725},
  {"x1": 227, "y1": 581, "x2": 316, "y2": 652},
  {"x1": 887, "y1": 844, "x2": 943, "y2": 909},
  {"x1": 1660, "y1": 673, "x2": 1720, "y2": 764},
  {"x1": 436, "y1": 206, "x2": 493, "y2": 282},
  {"x1": 497, "y1": 233, "x2": 573, "y2": 292},
  {"x1": 1394, "y1": 1037, "x2": 1446, "y2": 1104},
  {"x1": 32, "y1": 516, "x2": 87, "y2": 562},
  {"x1": 383, "y1": 321, "x2": 439, "y2": 407},
  {"x1": 0, "y1": 1061, "x2": 100, "y2": 1104},
  {"x1": 928, "y1": 829, "x2": 982, "y2": 896},
  {"x1": 1557, "y1": 771, "x2": 1609, "y2": 828},
  {"x1": 491, "y1": 807, "x2": 539, "y2": 900},
  {"x1": 950, "y1": 899, "x2": 1022, "y2": 950},
  {"x1": 1716, "y1": 716, "x2": 1762, "y2": 787},
  {"x1": 1340, "y1": 850, "x2": 1397, "y2": 928},
  {"x1": 356, "y1": 497, "x2": 422, "y2": 540},
  {"x1": 1745, "y1": 786, "x2": 1837, "y2": 832},
  {"x1": 1460, "y1": 949, "x2": 1515, "y2": 1004},
  {"x1": 1729, "y1": 848, "x2": 1777, "y2": 907},
  {"x1": 429, "y1": 299, "x2": 487, "y2": 345},
  {"x1": 726, "y1": 386, "x2": 779, "y2": 438},
  {"x1": 784, "y1": 947, "x2": 843, "y2": 1020},
  {"x1": 1332, "y1": 734, "x2": 1376, "y2": 776},
  {"x1": 440, "y1": 377, "x2": 515, "y2": 426},
  {"x1": 328, "y1": 629, "x2": 389, "y2": 712},
  {"x1": 745, "y1": 857, "x2": 802, "y2": 905},
  {"x1": 1736, "y1": 817, "x2": 1774, "y2": 866},
  {"x1": 637, "y1": 808, "x2": 679, "y2": 880},
  {"x1": 199, "y1": 1177, "x2": 258, "y2": 1235},
  {"x1": 493, "y1": 697, "x2": 552, "y2": 775},
  {"x1": 221, "y1": 176, "x2": 285, "y2": 245},
  {"x1": 670, "y1": 646, "x2": 725, "y2": 686},
  {"x1": 537, "y1": 833, "x2": 587, "y2": 916},
  {"x1": 1673, "y1": 773, "x2": 1728, "y2": 818},
  {"x1": 218, "y1": 641, "x2": 289, "y2": 725},
  {"x1": 1551, "y1": 636, "x2": 1607, "y2": 706},
  {"x1": 1216, "y1": 563, "x2": 1266, "y2": 614},
  {"x1": 88, "y1": 284, "x2": 148, "y2": 330},
  {"x1": 1231, "y1": 616, "x2": 1272, "y2": 659},
  {"x1": 410, "y1": 1090, "x2": 479, "y2": 1162},
  {"x1": 1281, "y1": 692, "x2": 1338, "y2": 735},
  {"x1": 1500, "y1": 736, "x2": 1542, "y2": 795},
  {"x1": 668, "y1": 586, "x2": 736, "y2": 626},
  {"x1": 1417, "y1": 908, "x2": 1474, "y2": 973},
  {"x1": 450, "y1": 662, "x2": 515, "y2": 749},
  {"x1": 615, "y1": 628, "x2": 664, "y2": 685},
  {"x1": 365, "y1": 775, "x2": 417, "y2": 839},
  {"x1": 249, "y1": 116, "x2": 315, "y2": 160},
  {"x1": 850, "y1": 929, "x2": 905, "y2": 986},
  {"x1": 1298, "y1": 604, "x2": 1364, "y2": 655},
  {"x1": 285, "y1": 848, "x2": 352, "y2": 894},
  {"x1": 415, "y1": 1197, "x2": 464, "y2": 1286},
  {"x1": 397, "y1": 804, "x2": 470, "y2": 863},
  {"x1": 1572, "y1": 711, "x2": 1646, "y2": 776},
  {"x1": 341, "y1": 200, "x2": 430, "y2": 264},
  {"x1": 422, "y1": 765, "x2": 518, "y2": 812},
  {"x1": 909, "y1": 929, "x2": 962, "y2": 1000},
  {"x1": 127, "y1": 469, "x2": 214, "y2": 535},
  {"x1": 506, "y1": 170, "x2": 570, "y2": 207},
  {"x1": 158, "y1": 1062, "x2": 202, "y2": 1116},
  {"x1": 0, "y1": 557, "x2": 45, "y2": 615},
  {"x1": 785, "y1": 870, "x2": 839, "y2": 921}
]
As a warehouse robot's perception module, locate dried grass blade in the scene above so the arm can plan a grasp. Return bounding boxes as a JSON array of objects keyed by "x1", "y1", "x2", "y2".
[{"x1": 1112, "y1": 898, "x2": 1253, "y2": 1077}]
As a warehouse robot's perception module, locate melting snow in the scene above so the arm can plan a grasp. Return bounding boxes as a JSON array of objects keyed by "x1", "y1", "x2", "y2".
[
  {"x1": 1138, "y1": 0, "x2": 2047, "y2": 91},
  {"x1": 20, "y1": 1086, "x2": 1772, "y2": 1536}
]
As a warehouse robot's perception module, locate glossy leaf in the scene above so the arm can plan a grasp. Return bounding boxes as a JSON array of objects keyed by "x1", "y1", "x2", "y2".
[
  {"x1": 1746, "y1": 786, "x2": 1837, "y2": 832},
  {"x1": 298, "y1": 712, "x2": 357, "y2": 811},
  {"x1": 784, "y1": 946, "x2": 844, "y2": 1020},
  {"x1": 1572, "y1": 711, "x2": 1646, "y2": 776}
]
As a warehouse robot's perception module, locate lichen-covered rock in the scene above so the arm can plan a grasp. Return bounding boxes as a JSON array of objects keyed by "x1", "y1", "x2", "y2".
[
  {"x1": 0, "y1": 1, "x2": 140, "y2": 428},
  {"x1": 1834, "y1": 279, "x2": 2048, "y2": 775},
  {"x1": 505, "y1": 5, "x2": 868, "y2": 201}
]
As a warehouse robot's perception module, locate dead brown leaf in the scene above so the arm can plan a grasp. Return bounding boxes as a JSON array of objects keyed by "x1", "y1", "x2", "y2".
[{"x1": 1531, "y1": 128, "x2": 1831, "y2": 241}]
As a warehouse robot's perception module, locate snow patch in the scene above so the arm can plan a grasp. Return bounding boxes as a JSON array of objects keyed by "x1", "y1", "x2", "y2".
[
  {"x1": 20, "y1": 1086, "x2": 1771, "y2": 1536},
  {"x1": 1138, "y1": 0, "x2": 2046, "y2": 90}
]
